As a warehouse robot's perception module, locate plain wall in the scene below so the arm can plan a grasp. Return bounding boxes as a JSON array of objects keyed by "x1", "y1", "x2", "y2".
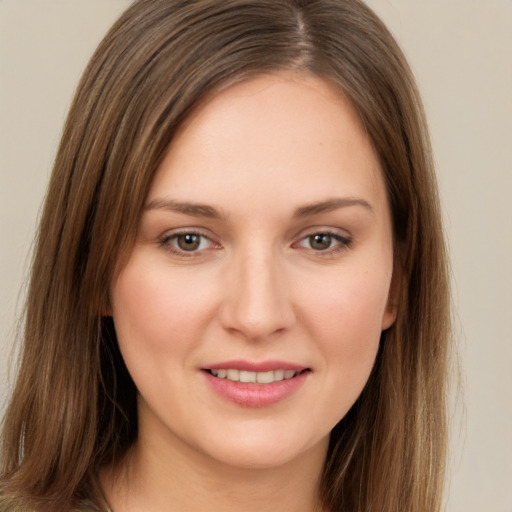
[{"x1": 1, "y1": 1, "x2": 511, "y2": 510}]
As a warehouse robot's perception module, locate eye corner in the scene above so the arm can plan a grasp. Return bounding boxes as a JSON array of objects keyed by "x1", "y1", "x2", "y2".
[
  {"x1": 292, "y1": 228, "x2": 353, "y2": 255},
  {"x1": 158, "y1": 228, "x2": 222, "y2": 257}
]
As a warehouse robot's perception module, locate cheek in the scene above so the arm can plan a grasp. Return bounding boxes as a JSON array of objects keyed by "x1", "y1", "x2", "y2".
[
  {"x1": 308, "y1": 267, "x2": 389, "y2": 334},
  {"x1": 300, "y1": 267, "x2": 390, "y2": 385},
  {"x1": 110, "y1": 256, "x2": 218, "y2": 360}
]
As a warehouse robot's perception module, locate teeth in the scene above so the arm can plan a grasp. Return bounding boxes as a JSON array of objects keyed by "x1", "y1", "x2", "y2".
[
  {"x1": 274, "y1": 369, "x2": 285, "y2": 381},
  {"x1": 239, "y1": 371, "x2": 256, "y2": 383},
  {"x1": 256, "y1": 370, "x2": 274, "y2": 384},
  {"x1": 209, "y1": 368, "x2": 300, "y2": 384},
  {"x1": 284, "y1": 370, "x2": 296, "y2": 379},
  {"x1": 227, "y1": 369, "x2": 239, "y2": 381}
]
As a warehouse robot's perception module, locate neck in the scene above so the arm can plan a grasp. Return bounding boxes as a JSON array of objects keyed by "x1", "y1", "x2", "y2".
[{"x1": 101, "y1": 426, "x2": 328, "y2": 512}]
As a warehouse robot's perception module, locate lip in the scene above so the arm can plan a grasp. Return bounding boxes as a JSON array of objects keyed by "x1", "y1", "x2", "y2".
[
  {"x1": 205, "y1": 360, "x2": 308, "y2": 372},
  {"x1": 202, "y1": 360, "x2": 310, "y2": 407}
]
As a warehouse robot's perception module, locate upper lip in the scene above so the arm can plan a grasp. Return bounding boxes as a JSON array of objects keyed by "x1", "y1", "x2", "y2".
[{"x1": 203, "y1": 360, "x2": 309, "y2": 372}]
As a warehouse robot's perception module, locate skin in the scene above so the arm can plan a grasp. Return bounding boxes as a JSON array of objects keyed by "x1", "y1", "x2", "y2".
[{"x1": 104, "y1": 73, "x2": 397, "y2": 512}]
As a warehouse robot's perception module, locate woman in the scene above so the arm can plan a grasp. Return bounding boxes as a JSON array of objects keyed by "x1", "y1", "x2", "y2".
[{"x1": 0, "y1": 1, "x2": 451, "y2": 511}]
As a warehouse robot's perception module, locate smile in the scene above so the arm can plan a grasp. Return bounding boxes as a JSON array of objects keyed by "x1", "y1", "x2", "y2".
[
  {"x1": 203, "y1": 364, "x2": 311, "y2": 407},
  {"x1": 207, "y1": 368, "x2": 301, "y2": 384}
]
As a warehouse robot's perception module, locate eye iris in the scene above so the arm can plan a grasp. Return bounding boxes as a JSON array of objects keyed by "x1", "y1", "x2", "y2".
[
  {"x1": 310, "y1": 233, "x2": 332, "y2": 250},
  {"x1": 177, "y1": 234, "x2": 201, "y2": 251}
]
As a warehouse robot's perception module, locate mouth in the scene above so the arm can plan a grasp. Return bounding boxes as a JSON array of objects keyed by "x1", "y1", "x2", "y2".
[
  {"x1": 204, "y1": 368, "x2": 310, "y2": 384},
  {"x1": 202, "y1": 362, "x2": 310, "y2": 406}
]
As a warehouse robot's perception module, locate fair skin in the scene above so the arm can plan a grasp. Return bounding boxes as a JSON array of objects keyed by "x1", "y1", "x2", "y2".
[{"x1": 103, "y1": 73, "x2": 397, "y2": 512}]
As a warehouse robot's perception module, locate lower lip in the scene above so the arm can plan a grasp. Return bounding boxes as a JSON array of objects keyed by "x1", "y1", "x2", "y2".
[{"x1": 203, "y1": 371, "x2": 309, "y2": 407}]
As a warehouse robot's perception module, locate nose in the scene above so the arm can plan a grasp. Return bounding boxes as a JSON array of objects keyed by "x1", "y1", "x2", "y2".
[{"x1": 219, "y1": 248, "x2": 295, "y2": 341}]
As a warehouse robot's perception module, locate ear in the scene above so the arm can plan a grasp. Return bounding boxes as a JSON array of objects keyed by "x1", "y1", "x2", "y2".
[{"x1": 381, "y1": 260, "x2": 402, "y2": 330}]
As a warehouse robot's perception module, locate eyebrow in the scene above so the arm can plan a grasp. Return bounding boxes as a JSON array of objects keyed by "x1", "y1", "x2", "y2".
[
  {"x1": 144, "y1": 196, "x2": 373, "y2": 220},
  {"x1": 293, "y1": 197, "x2": 374, "y2": 218},
  {"x1": 144, "y1": 198, "x2": 225, "y2": 219}
]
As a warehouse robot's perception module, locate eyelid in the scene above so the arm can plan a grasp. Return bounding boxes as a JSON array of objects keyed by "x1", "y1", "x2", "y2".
[
  {"x1": 157, "y1": 226, "x2": 353, "y2": 257},
  {"x1": 294, "y1": 225, "x2": 352, "y2": 241},
  {"x1": 292, "y1": 227, "x2": 353, "y2": 253},
  {"x1": 158, "y1": 228, "x2": 221, "y2": 256}
]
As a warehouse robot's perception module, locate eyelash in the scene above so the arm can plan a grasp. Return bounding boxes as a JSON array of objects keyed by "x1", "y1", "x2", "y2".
[
  {"x1": 294, "y1": 230, "x2": 353, "y2": 255},
  {"x1": 158, "y1": 229, "x2": 352, "y2": 257},
  {"x1": 158, "y1": 229, "x2": 218, "y2": 257}
]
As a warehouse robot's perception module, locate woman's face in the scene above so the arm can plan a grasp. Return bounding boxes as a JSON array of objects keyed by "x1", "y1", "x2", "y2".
[{"x1": 111, "y1": 73, "x2": 397, "y2": 470}]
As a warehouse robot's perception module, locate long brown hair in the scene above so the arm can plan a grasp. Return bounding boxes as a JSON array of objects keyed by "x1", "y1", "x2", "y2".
[{"x1": 1, "y1": 1, "x2": 451, "y2": 510}]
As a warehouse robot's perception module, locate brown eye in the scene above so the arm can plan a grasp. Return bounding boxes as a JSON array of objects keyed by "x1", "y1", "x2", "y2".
[
  {"x1": 176, "y1": 233, "x2": 202, "y2": 251},
  {"x1": 295, "y1": 231, "x2": 352, "y2": 254},
  {"x1": 309, "y1": 233, "x2": 333, "y2": 251},
  {"x1": 160, "y1": 231, "x2": 217, "y2": 256}
]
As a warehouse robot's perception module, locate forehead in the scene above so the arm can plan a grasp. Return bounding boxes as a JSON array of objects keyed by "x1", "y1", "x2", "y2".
[{"x1": 148, "y1": 73, "x2": 387, "y2": 217}]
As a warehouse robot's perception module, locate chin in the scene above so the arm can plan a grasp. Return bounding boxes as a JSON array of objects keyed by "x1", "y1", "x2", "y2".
[{"x1": 198, "y1": 427, "x2": 329, "y2": 471}]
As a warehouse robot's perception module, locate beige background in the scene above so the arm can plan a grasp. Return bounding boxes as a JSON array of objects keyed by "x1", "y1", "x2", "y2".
[{"x1": 1, "y1": 1, "x2": 511, "y2": 510}]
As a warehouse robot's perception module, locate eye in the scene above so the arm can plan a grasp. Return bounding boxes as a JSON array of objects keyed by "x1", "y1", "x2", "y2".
[
  {"x1": 175, "y1": 233, "x2": 204, "y2": 251},
  {"x1": 296, "y1": 231, "x2": 352, "y2": 252},
  {"x1": 160, "y1": 231, "x2": 216, "y2": 254}
]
